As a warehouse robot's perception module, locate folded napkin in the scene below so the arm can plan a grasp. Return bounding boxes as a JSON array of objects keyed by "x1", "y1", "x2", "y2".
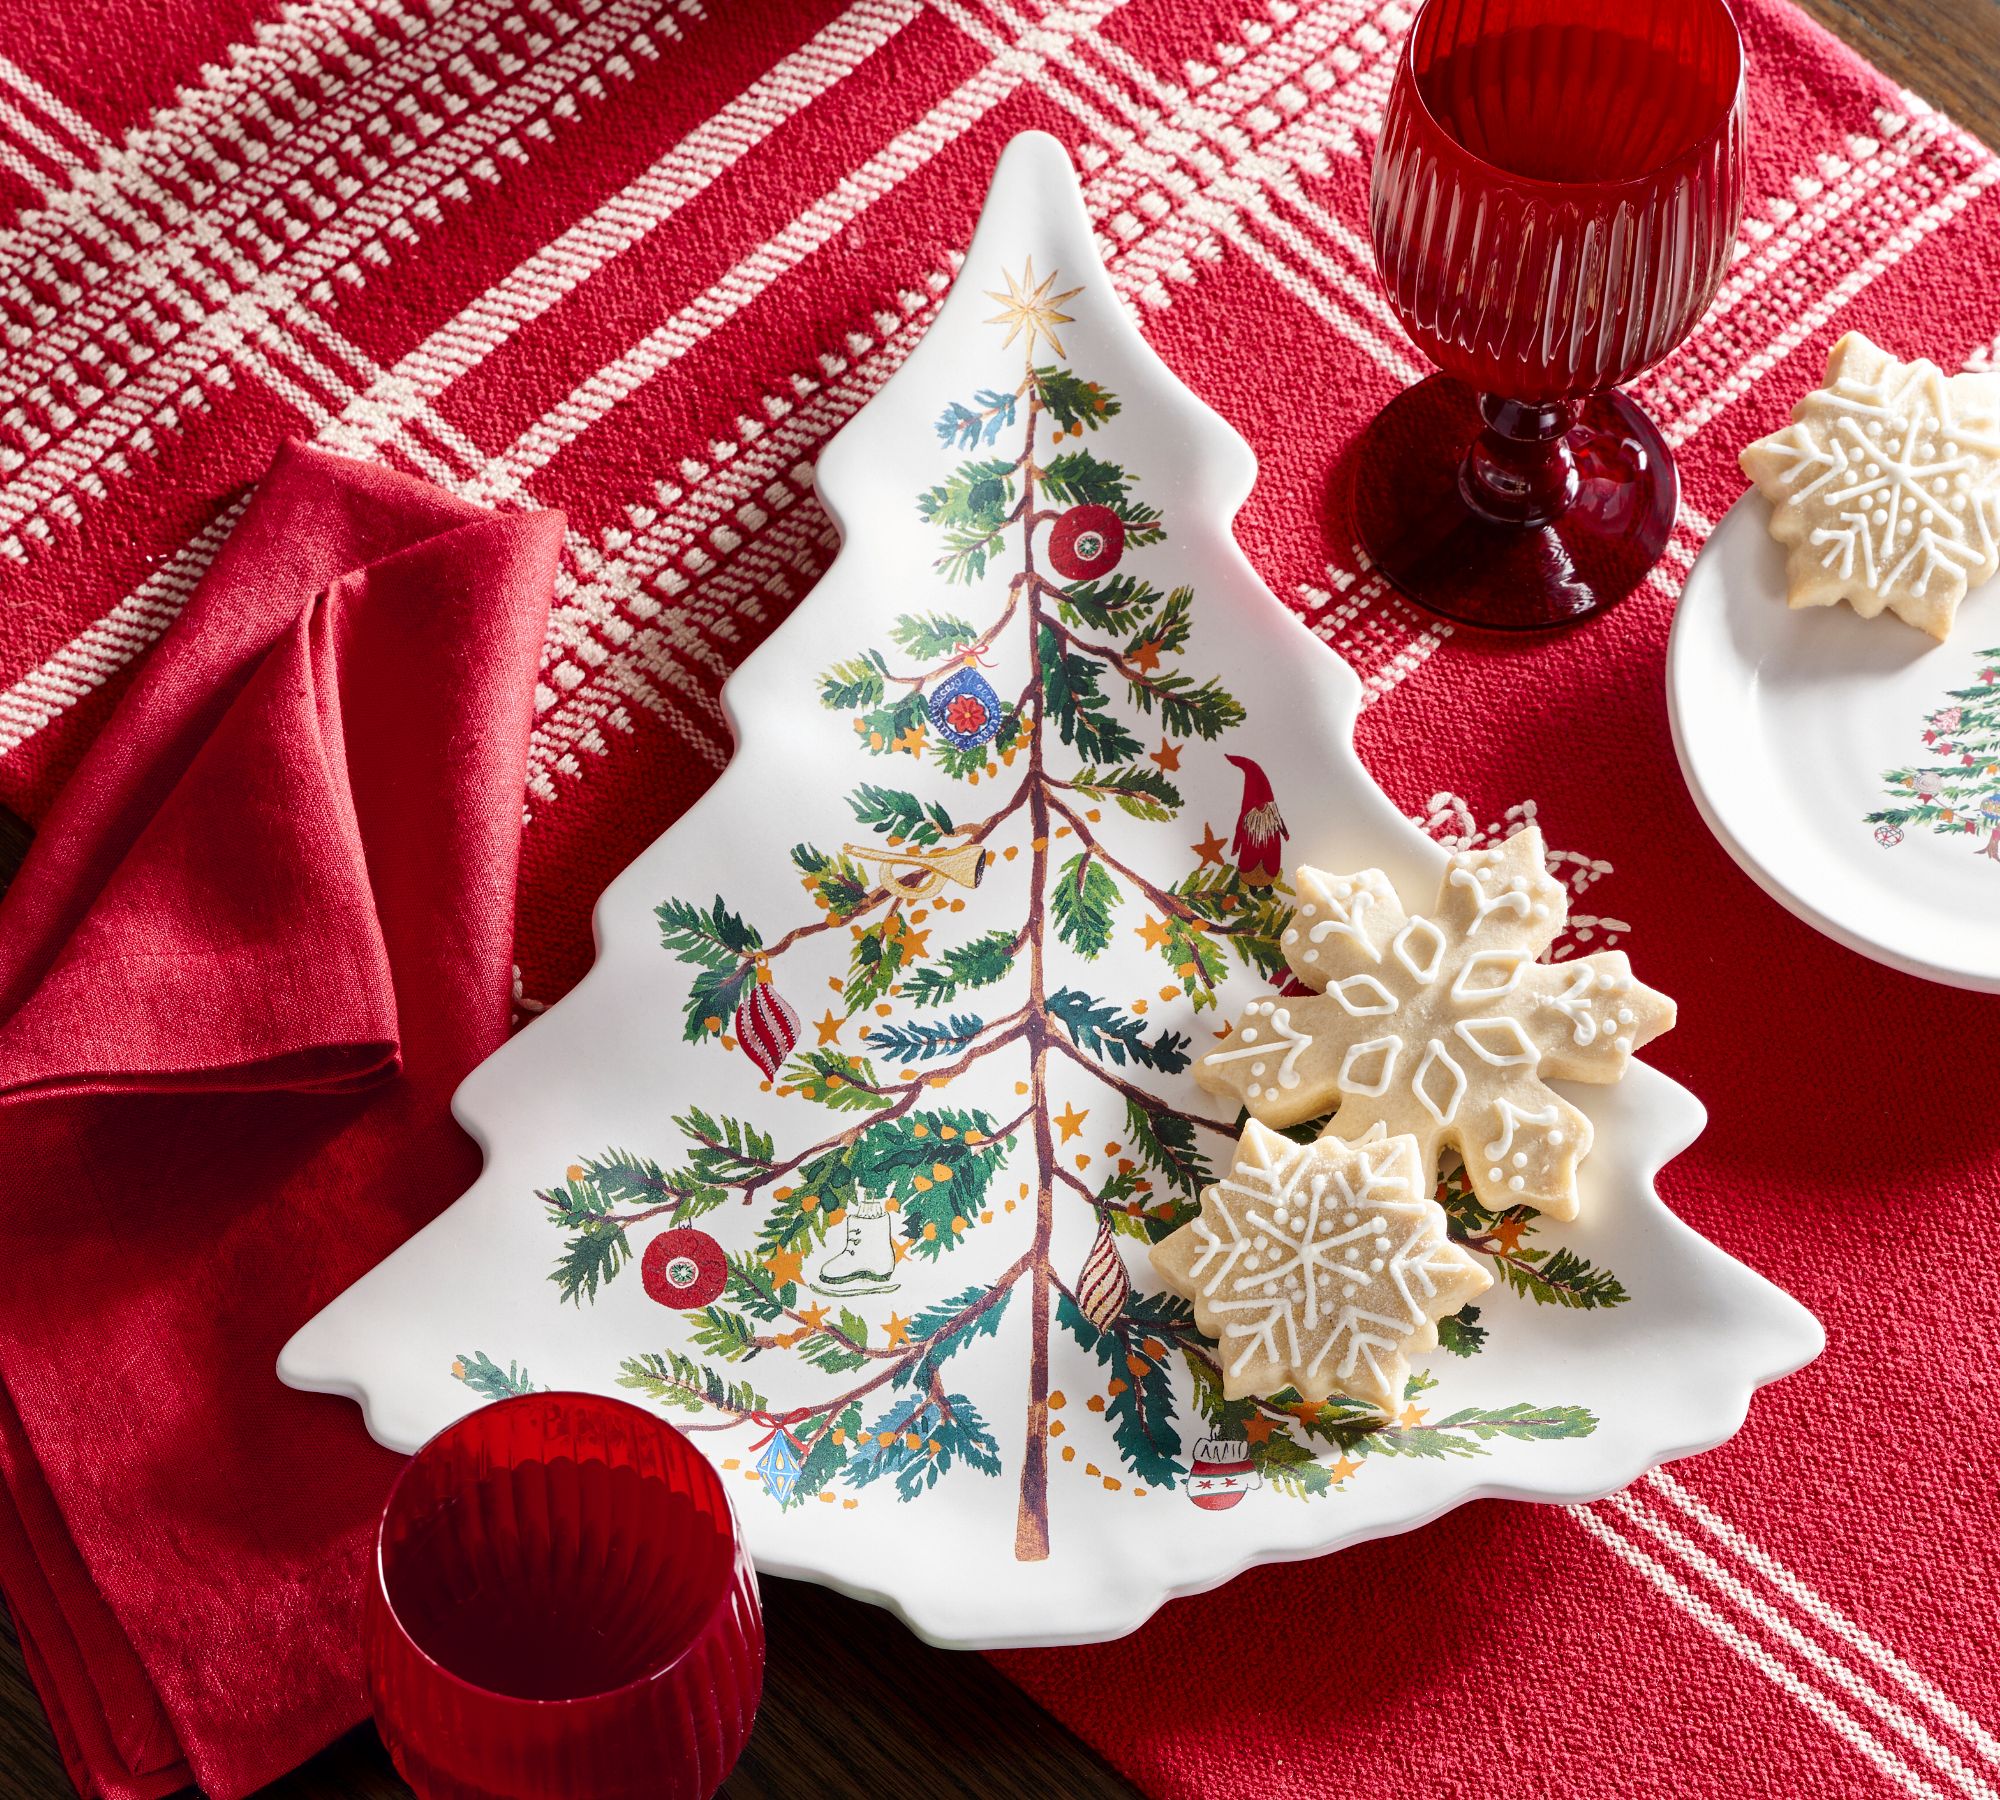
[{"x1": 0, "y1": 440, "x2": 562, "y2": 1798}]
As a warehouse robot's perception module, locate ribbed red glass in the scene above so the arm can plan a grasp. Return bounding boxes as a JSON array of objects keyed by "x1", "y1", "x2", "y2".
[
  {"x1": 1351, "y1": 0, "x2": 1746, "y2": 628},
  {"x1": 365, "y1": 1394, "x2": 763, "y2": 1800}
]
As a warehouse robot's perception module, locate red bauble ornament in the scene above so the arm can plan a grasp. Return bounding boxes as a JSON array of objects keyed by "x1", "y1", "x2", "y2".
[
  {"x1": 642, "y1": 1228, "x2": 728, "y2": 1309},
  {"x1": 734, "y1": 976, "x2": 799, "y2": 1080},
  {"x1": 1048, "y1": 504, "x2": 1125, "y2": 581}
]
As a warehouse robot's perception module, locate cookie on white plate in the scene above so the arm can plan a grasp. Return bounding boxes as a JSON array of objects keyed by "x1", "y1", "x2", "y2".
[{"x1": 1739, "y1": 332, "x2": 2000, "y2": 639}]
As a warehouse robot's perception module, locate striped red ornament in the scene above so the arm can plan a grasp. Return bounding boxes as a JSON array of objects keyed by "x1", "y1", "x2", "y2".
[
  {"x1": 733, "y1": 977, "x2": 800, "y2": 1081},
  {"x1": 1075, "y1": 1222, "x2": 1131, "y2": 1332}
]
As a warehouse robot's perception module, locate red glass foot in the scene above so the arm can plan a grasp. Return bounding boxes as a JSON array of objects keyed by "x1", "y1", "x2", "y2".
[{"x1": 1349, "y1": 374, "x2": 1678, "y2": 631}]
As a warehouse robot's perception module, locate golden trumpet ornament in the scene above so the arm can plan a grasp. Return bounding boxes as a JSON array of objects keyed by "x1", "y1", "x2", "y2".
[{"x1": 843, "y1": 841, "x2": 989, "y2": 899}]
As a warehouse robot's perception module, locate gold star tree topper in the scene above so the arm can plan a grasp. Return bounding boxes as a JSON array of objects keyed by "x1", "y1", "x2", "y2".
[
  {"x1": 1192, "y1": 826, "x2": 1675, "y2": 1223},
  {"x1": 1740, "y1": 332, "x2": 2000, "y2": 639},
  {"x1": 1152, "y1": 1123, "x2": 1490, "y2": 1414},
  {"x1": 984, "y1": 257, "x2": 1083, "y2": 363}
]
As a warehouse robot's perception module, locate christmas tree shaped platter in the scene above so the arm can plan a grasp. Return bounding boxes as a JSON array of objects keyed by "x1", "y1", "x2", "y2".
[{"x1": 283, "y1": 134, "x2": 1822, "y2": 1647}]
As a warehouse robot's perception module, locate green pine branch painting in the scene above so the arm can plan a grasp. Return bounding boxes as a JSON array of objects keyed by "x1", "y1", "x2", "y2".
[
  {"x1": 1868, "y1": 648, "x2": 2000, "y2": 857},
  {"x1": 469, "y1": 265, "x2": 1601, "y2": 1557}
]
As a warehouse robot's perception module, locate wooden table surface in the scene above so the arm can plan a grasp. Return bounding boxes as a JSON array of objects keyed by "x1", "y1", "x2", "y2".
[{"x1": 0, "y1": 1, "x2": 1994, "y2": 1794}]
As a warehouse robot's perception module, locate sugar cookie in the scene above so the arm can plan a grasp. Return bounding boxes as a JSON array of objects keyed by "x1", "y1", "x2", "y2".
[
  {"x1": 1151, "y1": 1122, "x2": 1489, "y2": 1413},
  {"x1": 1739, "y1": 332, "x2": 2000, "y2": 639},
  {"x1": 1193, "y1": 826, "x2": 1674, "y2": 1223}
]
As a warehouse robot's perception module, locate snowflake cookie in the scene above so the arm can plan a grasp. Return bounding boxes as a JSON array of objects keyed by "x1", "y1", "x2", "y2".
[
  {"x1": 1151, "y1": 1123, "x2": 1489, "y2": 1413},
  {"x1": 1193, "y1": 826, "x2": 1675, "y2": 1223},
  {"x1": 1739, "y1": 332, "x2": 2000, "y2": 639}
]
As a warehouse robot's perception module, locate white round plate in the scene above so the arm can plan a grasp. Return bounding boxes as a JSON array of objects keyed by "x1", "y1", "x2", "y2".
[
  {"x1": 1670, "y1": 492, "x2": 2000, "y2": 992},
  {"x1": 281, "y1": 135, "x2": 1821, "y2": 1649}
]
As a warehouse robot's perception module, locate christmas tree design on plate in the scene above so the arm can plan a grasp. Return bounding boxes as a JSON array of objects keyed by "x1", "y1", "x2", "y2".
[
  {"x1": 477, "y1": 266, "x2": 1609, "y2": 1558},
  {"x1": 1867, "y1": 647, "x2": 2000, "y2": 858}
]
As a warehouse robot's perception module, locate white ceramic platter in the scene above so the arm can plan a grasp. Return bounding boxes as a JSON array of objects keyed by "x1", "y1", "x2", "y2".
[
  {"x1": 1670, "y1": 492, "x2": 2000, "y2": 992},
  {"x1": 282, "y1": 134, "x2": 1821, "y2": 1649}
]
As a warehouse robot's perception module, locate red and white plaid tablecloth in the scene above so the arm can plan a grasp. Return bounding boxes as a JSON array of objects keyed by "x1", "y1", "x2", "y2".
[{"x1": 0, "y1": 0, "x2": 1997, "y2": 1794}]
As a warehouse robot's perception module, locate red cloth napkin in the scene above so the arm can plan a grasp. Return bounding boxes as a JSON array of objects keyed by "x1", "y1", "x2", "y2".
[{"x1": 0, "y1": 439, "x2": 562, "y2": 1799}]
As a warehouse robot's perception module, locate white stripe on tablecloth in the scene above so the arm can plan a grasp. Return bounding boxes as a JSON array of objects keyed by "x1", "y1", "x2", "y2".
[
  {"x1": 318, "y1": 0, "x2": 926, "y2": 460},
  {"x1": 0, "y1": 0, "x2": 486, "y2": 391},
  {"x1": 1643, "y1": 1470, "x2": 2000, "y2": 1772},
  {"x1": 0, "y1": 57, "x2": 114, "y2": 165},
  {"x1": 460, "y1": 0, "x2": 1135, "y2": 505},
  {"x1": 0, "y1": 95, "x2": 82, "y2": 195},
  {"x1": 1601, "y1": 1486, "x2": 1998, "y2": 1798},
  {"x1": 0, "y1": 56, "x2": 111, "y2": 201},
  {"x1": 1570, "y1": 1502, "x2": 1950, "y2": 1800},
  {"x1": 0, "y1": 0, "x2": 692, "y2": 542},
  {"x1": 0, "y1": 503, "x2": 240, "y2": 753},
  {"x1": 1669, "y1": 153, "x2": 2000, "y2": 447},
  {"x1": 0, "y1": 126, "x2": 59, "y2": 202}
]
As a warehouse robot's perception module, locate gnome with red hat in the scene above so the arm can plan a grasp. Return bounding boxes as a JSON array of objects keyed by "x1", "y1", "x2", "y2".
[{"x1": 1223, "y1": 753, "x2": 1288, "y2": 885}]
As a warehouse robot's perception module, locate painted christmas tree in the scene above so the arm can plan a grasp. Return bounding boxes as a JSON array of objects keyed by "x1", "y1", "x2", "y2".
[
  {"x1": 499, "y1": 254, "x2": 1613, "y2": 1560},
  {"x1": 1868, "y1": 647, "x2": 2000, "y2": 858},
  {"x1": 545, "y1": 260, "x2": 1285, "y2": 1560}
]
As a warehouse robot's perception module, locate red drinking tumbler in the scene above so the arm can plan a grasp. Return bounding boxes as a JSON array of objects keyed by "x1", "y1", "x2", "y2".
[
  {"x1": 1354, "y1": 0, "x2": 1746, "y2": 627},
  {"x1": 365, "y1": 1393, "x2": 763, "y2": 1800}
]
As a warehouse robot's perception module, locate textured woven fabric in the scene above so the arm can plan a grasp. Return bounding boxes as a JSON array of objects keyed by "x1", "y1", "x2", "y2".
[
  {"x1": 0, "y1": 0, "x2": 1995, "y2": 1795},
  {"x1": 0, "y1": 439, "x2": 562, "y2": 1798}
]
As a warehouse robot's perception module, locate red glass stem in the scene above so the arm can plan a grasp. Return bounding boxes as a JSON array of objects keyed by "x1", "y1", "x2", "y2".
[{"x1": 1460, "y1": 394, "x2": 1578, "y2": 527}]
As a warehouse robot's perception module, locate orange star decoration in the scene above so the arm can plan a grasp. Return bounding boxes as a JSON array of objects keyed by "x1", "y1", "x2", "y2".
[
  {"x1": 1151, "y1": 1123, "x2": 1489, "y2": 1415},
  {"x1": 1397, "y1": 1402, "x2": 1428, "y2": 1429},
  {"x1": 797, "y1": 1302, "x2": 830, "y2": 1332},
  {"x1": 1052, "y1": 1101, "x2": 1089, "y2": 1142},
  {"x1": 1487, "y1": 1213, "x2": 1528, "y2": 1256},
  {"x1": 814, "y1": 1008, "x2": 843, "y2": 1046},
  {"x1": 1329, "y1": 1453, "x2": 1362, "y2": 1483},
  {"x1": 899, "y1": 922, "x2": 932, "y2": 959},
  {"x1": 984, "y1": 256, "x2": 1083, "y2": 362},
  {"x1": 1135, "y1": 914, "x2": 1170, "y2": 951},
  {"x1": 892, "y1": 723, "x2": 926, "y2": 757},
  {"x1": 765, "y1": 1246, "x2": 804, "y2": 1289},
  {"x1": 1242, "y1": 1414, "x2": 1279, "y2": 1444},
  {"x1": 1128, "y1": 639, "x2": 1163, "y2": 673},
  {"x1": 1150, "y1": 739, "x2": 1182, "y2": 772},
  {"x1": 1192, "y1": 822, "x2": 1228, "y2": 866},
  {"x1": 884, "y1": 1312, "x2": 912, "y2": 1348}
]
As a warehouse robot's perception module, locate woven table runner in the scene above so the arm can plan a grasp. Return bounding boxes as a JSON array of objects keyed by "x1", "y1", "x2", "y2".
[{"x1": 0, "y1": 0, "x2": 1997, "y2": 1794}]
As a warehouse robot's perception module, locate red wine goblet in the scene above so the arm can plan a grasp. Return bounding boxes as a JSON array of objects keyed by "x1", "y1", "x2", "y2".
[
  {"x1": 365, "y1": 1392, "x2": 763, "y2": 1800},
  {"x1": 1354, "y1": 0, "x2": 1746, "y2": 628}
]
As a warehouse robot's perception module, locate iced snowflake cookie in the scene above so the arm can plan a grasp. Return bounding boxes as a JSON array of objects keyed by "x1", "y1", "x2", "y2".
[
  {"x1": 1193, "y1": 826, "x2": 1674, "y2": 1223},
  {"x1": 1151, "y1": 1123, "x2": 1489, "y2": 1414},
  {"x1": 1739, "y1": 332, "x2": 2000, "y2": 639}
]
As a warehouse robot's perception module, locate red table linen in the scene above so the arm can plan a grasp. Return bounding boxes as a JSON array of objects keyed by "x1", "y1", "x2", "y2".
[
  {"x1": 0, "y1": 439, "x2": 561, "y2": 1798},
  {"x1": 0, "y1": 0, "x2": 1997, "y2": 1796}
]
